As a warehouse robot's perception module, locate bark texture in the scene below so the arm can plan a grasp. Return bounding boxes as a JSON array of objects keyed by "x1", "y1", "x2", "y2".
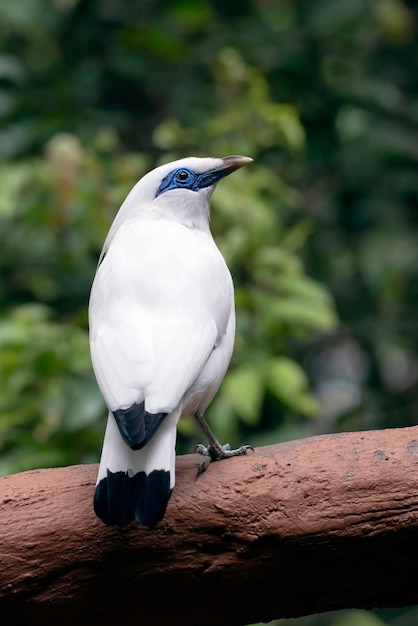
[{"x1": 2, "y1": 426, "x2": 418, "y2": 626}]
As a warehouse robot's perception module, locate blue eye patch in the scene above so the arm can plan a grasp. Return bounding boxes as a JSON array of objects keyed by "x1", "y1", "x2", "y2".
[{"x1": 156, "y1": 166, "x2": 232, "y2": 197}]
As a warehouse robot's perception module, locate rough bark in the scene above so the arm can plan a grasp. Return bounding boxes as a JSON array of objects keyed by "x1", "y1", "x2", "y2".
[{"x1": 1, "y1": 426, "x2": 418, "y2": 626}]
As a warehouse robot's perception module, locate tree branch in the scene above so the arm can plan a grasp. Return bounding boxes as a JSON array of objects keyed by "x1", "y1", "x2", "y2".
[{"x1": 2, "y1": 426, "x2": 418, "y2": 626}]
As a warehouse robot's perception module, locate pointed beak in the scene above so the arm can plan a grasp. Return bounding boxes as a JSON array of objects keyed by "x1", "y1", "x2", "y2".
[
  {"x1": 220, "y1": 155, "x2": 253, "y2": 174},
  {"x1": 196, "y1": 155, "x2": 253, "y2": 189}
]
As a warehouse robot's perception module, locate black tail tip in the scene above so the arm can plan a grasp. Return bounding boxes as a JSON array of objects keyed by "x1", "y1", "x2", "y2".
[{"x1": 94, "y1": 469, "x2": 172, "y2": 528}]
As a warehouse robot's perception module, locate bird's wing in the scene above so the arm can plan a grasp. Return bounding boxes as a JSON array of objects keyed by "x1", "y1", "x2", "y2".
[{"x1": 89, "y1": 218, "x2": 232, "y2": 420}]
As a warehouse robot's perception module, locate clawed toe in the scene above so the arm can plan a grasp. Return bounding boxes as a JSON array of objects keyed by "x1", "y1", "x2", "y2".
[
  {"x1": 195, "y1": 442, "x2": 254, "y2": 476},
  {"x1": 193, "y1": 413, "x2": 253, "y2": 477},
  {"x1": 194, "y1": 443, "x2": 208, "y2": 456}
]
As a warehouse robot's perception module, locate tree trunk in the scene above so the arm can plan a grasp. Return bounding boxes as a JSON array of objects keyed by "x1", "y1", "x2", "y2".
[{"x1": 2, "y1": 426, "x2": 418, "y2": 626}]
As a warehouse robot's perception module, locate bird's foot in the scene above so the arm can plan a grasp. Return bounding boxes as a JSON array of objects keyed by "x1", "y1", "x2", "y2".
[{"x1": 195, "y1": 442, "x2": 254, "y2": 476}]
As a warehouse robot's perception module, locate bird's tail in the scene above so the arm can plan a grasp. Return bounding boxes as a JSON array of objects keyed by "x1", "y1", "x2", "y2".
[{"x1": 94, "y1": 408, "x2": 180, "y2": 527}]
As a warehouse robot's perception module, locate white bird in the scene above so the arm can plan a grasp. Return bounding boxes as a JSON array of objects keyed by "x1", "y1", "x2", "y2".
[{"x1": 89, "y1": 154, "x2": 253, "y2": 527}]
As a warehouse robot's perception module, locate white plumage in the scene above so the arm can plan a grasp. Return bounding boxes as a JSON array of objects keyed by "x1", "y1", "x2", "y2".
[{"x1": 89, "y1": 155, "x2": 252, "y2": 526}]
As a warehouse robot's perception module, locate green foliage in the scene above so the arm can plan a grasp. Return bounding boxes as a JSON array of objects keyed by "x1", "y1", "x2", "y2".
[
  {"x1": 0, "y1": 303, "x2": 101, "y2": 474},
  {"x1": 0, "y1": 62, "x2": 336, "y2": 468},
  {"x1": 0, "y1": 0, "x2": 415, "y2": 449},
  {"x1": 1, "y1": 1, "x2": 417, "y2": 623},
  {"x1": 262, "y1": 607, "x2": 412, "y2": 626}
]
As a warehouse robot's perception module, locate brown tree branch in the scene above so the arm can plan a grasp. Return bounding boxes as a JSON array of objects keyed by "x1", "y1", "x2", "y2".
[{"x1": 2, "y1": 426, "x2": 418, "y2": 626}]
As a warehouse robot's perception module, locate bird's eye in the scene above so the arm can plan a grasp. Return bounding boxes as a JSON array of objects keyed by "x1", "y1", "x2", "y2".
[{"x1": 175, "y1": 170, "x2": 191, "y2": 183}]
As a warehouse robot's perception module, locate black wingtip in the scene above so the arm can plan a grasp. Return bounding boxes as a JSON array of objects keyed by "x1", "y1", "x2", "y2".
[
  {"x1": 112, "y1": 404, "x2": 168, "y2": 450},
  {"x1": 94, "y1": 469, "x2": 172, "y2": 527}
]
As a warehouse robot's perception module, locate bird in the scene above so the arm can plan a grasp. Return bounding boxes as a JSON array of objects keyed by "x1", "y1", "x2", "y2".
[{"x1": 89, "y1": 154, "x2": 253, "y2": 527}]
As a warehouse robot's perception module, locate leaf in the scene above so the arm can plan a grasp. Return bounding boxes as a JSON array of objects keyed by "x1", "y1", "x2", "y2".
[
  {"x1": 223, "y1": 365, "x2": 264, "y2": 425},
  {"x1": 332, "y1": 609, "x2": 386, "y2": 626},
  {"x1": 268, "y1": 298, "x2": 337, "y2": 331},
  {"x1": 266, "y1": 358, "x2": 319, "y2": 418}
]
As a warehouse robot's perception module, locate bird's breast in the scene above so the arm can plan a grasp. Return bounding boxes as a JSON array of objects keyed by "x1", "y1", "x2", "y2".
[{"x1": 93, "y1": 218, "x2": 233, "y2": 334}]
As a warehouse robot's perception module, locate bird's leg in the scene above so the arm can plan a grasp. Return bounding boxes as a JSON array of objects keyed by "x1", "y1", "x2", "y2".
[{"x1": 193, "y1": 413, "x2": 253, "y2": 476}]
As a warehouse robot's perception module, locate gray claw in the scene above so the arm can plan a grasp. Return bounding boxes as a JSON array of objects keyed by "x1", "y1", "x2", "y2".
[
  {"x1": 197, "y1": 453, "x2": 212, "y2": 476},
  {"x1": 194, "y1": 443, "x2": 208, "y2": 455},
  {"x1": 195, "y1": 442, "x2": 254, "y2": 476}
]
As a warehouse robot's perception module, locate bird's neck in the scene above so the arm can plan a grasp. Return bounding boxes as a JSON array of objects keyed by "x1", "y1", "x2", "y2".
[{"x1": 151, "y1": 197, "x2": 211, "y2": 232}]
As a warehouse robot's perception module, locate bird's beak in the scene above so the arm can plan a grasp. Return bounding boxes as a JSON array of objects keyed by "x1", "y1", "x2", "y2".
[
  {"x1": 220, "y1": 155, "x2": 253, "y2": 174},
  {"x1": 197, "y1": 155, "x2": 253, "y2": 189}
]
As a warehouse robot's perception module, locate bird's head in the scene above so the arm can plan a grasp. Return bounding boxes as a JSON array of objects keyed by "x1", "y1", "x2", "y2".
[{"x1": 117, "y1": 155, "x2": 253, "y2": 230}]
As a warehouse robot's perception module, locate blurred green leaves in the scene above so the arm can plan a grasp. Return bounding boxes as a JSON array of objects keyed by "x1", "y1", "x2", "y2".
[
  {"x1": 0, "y1": 1, "x2": 417, "y2": 624},
  {"x1": 223, "y1": 357, "x2": 319, "y2": 427},
  {"x1": 1, "y1": 0, "x2": 416, "y2": 479},
  {"x1": 0, "y1": 46, "x2": 337, "y2": 472},
  {"x1": 0, "y1": 304, "x2": 102, "y2": 475}
]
